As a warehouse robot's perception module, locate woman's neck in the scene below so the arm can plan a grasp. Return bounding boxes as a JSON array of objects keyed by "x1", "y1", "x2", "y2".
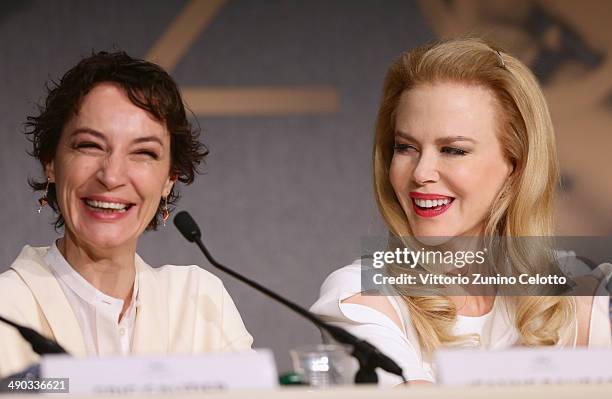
[{"x1": 57, "y1": 233, "x2": 136, "y2": 307}]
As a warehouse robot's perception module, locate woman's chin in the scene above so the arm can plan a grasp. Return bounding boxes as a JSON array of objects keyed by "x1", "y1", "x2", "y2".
[
  {"x1": 89, "y1": 238, "x2": 133, "y2": 251},
  {"x1": 412, "y1": 235, "x2": 454, "y2": 247},
  {"x1": 72, "y1": 226, "x2": 138, "y2": 251}
]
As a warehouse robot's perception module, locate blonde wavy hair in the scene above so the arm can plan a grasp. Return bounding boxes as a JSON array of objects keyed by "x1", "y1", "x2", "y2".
[{"x1": 372, "y1": 38, "x2": 574, "y2": 355}]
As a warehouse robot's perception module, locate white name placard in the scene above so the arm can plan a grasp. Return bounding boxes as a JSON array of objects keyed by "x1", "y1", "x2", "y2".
[
  {"x1": 41, "y1": 350, "x2": 278, "y2": 394},
  {"x1": 435, "y1": 348, "x2": 612, "y2": 386}
]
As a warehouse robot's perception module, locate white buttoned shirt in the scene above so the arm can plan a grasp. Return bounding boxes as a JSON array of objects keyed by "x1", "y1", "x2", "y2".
[
  {"x1": 0, "y1": 245, "x2": 253, "y2": 378},
  {"x1": 44, "y1": 242, "x2": 138, "y2": 356}
]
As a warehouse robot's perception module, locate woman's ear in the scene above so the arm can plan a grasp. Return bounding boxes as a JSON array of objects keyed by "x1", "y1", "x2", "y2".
[
  {"x1": 507, "y1": 159, "x2": 516, "y2": 177},
  {"x1": 44, "y1": 161, "x2": 55, "y2": 183},
  {"x1": 162, "y1": 174, "x2": 178, "y2": 197}
]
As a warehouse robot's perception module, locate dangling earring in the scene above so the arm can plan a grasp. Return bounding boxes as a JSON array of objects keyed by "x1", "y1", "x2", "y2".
[
  {"x1": 161, "y1": 196, "x2": 170, "y2": 226},
  {"x1": 37, "y1": 180, "x2": 50, "y2": 213}
]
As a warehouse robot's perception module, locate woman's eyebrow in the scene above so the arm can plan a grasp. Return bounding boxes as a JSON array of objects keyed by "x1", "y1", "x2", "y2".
[
  {"x1": 435, "y1": 135, "x2": 477, "y2": 145},
  {"x1": 395, "y1": 130, "x2": 417, "y2": 141},
  {"x1": 70, "y1": 128, "x2": 164, "y2": 146},
  {"x1": 395, "y1": 130, "x2": 477, "y2": 144},
  {"x1": 70, "y1": 127, "x2": 106, "y2": 141},
  {"x1": 132, "y1": 136, "x2": 164, "y2": 146}
]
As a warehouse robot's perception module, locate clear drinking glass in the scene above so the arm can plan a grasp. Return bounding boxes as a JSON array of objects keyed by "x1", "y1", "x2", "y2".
[{"x1": 290, "y1": 344, "x2": 356, "y2": 388}]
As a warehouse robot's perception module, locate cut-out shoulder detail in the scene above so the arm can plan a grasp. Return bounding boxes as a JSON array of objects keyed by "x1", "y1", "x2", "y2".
[
  {"x1": 312, "y1": 259, "x2": 611, "y2": 386},
  {"x1": 572, "y1": 275, "x2": 601, "y2": 346},
  {"x1": 342, "y1": 293, "x2": 405, "y2": 333},
  {"x1": 575, "y1": 295, "x2": 595, "y2": 346}
]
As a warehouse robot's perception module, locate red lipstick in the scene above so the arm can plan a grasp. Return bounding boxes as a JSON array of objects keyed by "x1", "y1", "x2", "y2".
[{"x1": 409, "y1": 192, "x2": 454, "y2": 218}]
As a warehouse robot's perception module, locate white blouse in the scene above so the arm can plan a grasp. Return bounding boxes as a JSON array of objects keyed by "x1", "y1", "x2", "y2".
[
  {"x1": 310, "y1": 259, "x2": 612, "y2": 385},
  {"x1": 45, "y1": 241, "x2": 138, "y2": 356}
]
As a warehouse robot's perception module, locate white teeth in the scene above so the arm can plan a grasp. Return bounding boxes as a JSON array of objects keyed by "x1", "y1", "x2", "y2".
[
  {"x1": 414, "y1": 198, "x2": 451, "y2": 208},
  {"x1": 85, "y1": 199, "x2": 128, "y2": 210}
]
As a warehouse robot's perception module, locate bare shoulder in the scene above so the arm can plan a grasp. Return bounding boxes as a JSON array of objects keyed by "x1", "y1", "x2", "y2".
[
  {"x1": 572, "y1": 275, "x2": 600, "y2": 346},
  {"x1": 342, "y1": 293, "x2": 404, "y2": 331}
]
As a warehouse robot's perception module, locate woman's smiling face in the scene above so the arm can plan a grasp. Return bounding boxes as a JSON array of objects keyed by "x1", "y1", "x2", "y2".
[
  {"x1": 46, "y1": 82, "x2": 175, "y2": 251},
  {"x1": 390, "y1": 82, "x2": 513, "y2": 239}
]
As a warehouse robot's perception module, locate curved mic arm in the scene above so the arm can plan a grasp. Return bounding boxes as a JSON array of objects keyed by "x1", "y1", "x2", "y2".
[
  {"x1": 0, "y1": 315, "x2": 68, "y2": 355},
  {"x1": 173, "y1": 211, "x2": 407, "y2": 384}
]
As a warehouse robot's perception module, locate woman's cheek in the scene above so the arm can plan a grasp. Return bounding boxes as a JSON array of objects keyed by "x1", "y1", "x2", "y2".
[
  {"x1": 442, "y1": 162, "x2": 473, "y2": 197},
  {"x1": 389, "y1": 157, "x2": 412, "y2": 191},
  {"x1": 450, "y1": 159, "x2": 507, "y2": 216}
]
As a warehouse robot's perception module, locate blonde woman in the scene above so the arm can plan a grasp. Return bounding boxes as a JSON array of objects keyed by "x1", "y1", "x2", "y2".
[{"x1": 310, "y1": 38, "x2": 611, "y2": 385}]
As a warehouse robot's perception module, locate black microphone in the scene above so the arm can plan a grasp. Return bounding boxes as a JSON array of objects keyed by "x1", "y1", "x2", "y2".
[
  {"x1": 0, "y1": 315, "x2": 67, "y2": 355},
  {"x1": 174, "y1": 211, "x2": 406, "y2": 384}
]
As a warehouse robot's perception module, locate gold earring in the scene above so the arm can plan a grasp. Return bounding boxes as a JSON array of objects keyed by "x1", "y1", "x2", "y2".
[
  {"x1": 37, "y1": 180, "x2": 50, "y2": 213},
  {"x1": 161, "y1": 196, "x2": 170, "y2": 226}
]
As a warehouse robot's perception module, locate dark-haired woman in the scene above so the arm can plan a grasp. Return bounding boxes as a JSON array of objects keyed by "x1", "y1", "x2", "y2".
[{"x1": 0, "y1": 52, "x2": 252, "y2": 378}]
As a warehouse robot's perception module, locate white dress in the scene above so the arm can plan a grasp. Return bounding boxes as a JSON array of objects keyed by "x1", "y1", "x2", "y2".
[{"x1": 310, "y1": 259, "x2": 612, "y2": 385}]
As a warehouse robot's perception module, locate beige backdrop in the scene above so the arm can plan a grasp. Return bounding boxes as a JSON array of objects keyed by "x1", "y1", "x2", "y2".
[{"x1": 420, "y1": 0, "x2": 612, "y2": 234}]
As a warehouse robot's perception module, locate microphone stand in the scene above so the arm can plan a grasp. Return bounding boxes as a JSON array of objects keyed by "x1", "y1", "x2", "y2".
[
  {"x1": 0, "y1": 315, "x2": 67, "y2": 355},
  {"x1": 174, "y1": 211, "x2": 406, "y2": 384},
  {"x1": 0, "y1": 315, "x2": 68, "y2": 390}
]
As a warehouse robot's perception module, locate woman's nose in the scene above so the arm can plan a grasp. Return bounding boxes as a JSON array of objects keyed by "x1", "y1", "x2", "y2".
[
  {"x1": 412, "y1": 151, "x2": 440, "y2": 185},
  {"x1": 96, "y1": 153, "x2": 128, "y2": 189}
]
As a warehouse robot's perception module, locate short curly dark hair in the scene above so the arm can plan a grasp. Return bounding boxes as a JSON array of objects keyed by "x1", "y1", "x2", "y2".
[{"x1": 26, "y1": 51, "x2": 208, "y2": 230}]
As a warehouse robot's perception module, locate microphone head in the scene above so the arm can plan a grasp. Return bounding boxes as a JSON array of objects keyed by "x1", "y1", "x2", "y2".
[{"x1": 173, "y1": 211, "x2": 202, "y2": 242}]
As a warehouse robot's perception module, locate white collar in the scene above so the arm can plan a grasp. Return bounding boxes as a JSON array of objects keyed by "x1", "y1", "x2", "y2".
[{"x1": 45, "y1": 240, "x2": 139, "y2": 315}]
